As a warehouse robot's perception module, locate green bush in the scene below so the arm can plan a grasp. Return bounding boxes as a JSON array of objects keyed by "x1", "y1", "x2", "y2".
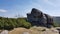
[
  {"x1": 17, "y1": 18, "x2": 31, "y2": 29},
  {"x1": 0, "y1": 17, "x2": 32, "y2": 30}
]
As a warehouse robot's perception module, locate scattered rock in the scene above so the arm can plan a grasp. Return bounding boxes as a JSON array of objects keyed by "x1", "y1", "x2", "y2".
[
  {"x1": 8, "y1": 27, "x2": 60, "y2": 34},
  {"x1": 23, "y1": 32, "x2": 29, "y2": 34},
  {"x1": 0, "y1": 30, "x2": 8, "y2": 34}
]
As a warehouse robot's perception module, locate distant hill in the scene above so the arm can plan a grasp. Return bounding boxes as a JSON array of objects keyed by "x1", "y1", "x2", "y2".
[
  {"x1": 53, "y1": 16, "x2": 60, "y2": 23},
  {"x1": 53, "y1": 16, "x2": 60, "y2": 27}
]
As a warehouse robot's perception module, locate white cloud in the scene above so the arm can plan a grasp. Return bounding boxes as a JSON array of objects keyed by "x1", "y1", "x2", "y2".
[
  {"x1": 33, "y1": 0, "x2": 56, "y2": 7},
  {"x1": 0, "y1": 9, "x2": 7, "y2": 12},
  {"x1": 43, "y1": 0, "x2": 49, "y2": 2},
  {"x1": 43, "y1": 0, "x2": 56, "y2": 7},
  {"x1": 44, "y1": 0, "x2": 60, "y2": 7},
  {"x1": 44, "y1": 9, "x2": 60, "y2": 16}
]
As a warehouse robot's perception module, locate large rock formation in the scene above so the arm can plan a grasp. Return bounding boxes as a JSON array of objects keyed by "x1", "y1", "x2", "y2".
[
  {"x1": 27, "y1": 8, "x2": 53, "y2": 28},
  {"x1": 44, "y1": 14, "x2": 53, "y2": 28}
]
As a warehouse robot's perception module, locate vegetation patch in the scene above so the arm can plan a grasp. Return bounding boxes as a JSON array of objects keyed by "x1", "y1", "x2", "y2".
[{"x1": 0, "y1": 17, "x2": 31, "y2": 30}]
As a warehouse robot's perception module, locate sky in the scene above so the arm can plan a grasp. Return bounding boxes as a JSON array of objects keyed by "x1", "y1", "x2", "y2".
[{"x1": 0, "y1": 0, "x2": 60, "y2": 18}]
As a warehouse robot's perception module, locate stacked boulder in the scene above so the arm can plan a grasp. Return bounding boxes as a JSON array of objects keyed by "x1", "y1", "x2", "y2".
[{"x1": 27, "y1": 8, "x2": 53, "y2": 28}]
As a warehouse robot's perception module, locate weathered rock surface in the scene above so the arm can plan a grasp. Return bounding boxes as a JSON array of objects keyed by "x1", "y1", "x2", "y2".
[
  {"x1": 0, "y1": 30, "x2": 8, "y2": 34},
  {"x1": 27, "y1": 8, "x2": 53, "y2": 28},
  {"x1": 0, "y1": 27, "x2": 60, "y2": 34},
  {"x1": 8, "y1": 27, "x2": 59, "y2": 34}
]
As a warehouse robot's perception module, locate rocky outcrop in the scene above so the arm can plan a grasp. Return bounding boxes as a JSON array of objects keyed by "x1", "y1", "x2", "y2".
[
  {"x1": 27, "y1": 8, "x2": 53, "y2": 28},
  {"x1": 44, "y1": 14, "x2": 53, "y2": 28}
]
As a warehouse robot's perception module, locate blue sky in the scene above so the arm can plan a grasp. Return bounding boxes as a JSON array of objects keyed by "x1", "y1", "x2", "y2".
[{"x1": 0, "y1": 0, "x2": 60, "y2": 18}]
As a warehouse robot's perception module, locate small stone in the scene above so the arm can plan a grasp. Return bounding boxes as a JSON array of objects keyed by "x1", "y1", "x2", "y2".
[{"x1": 23, "y1": 32, "x2": 29, "y2": 34}]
